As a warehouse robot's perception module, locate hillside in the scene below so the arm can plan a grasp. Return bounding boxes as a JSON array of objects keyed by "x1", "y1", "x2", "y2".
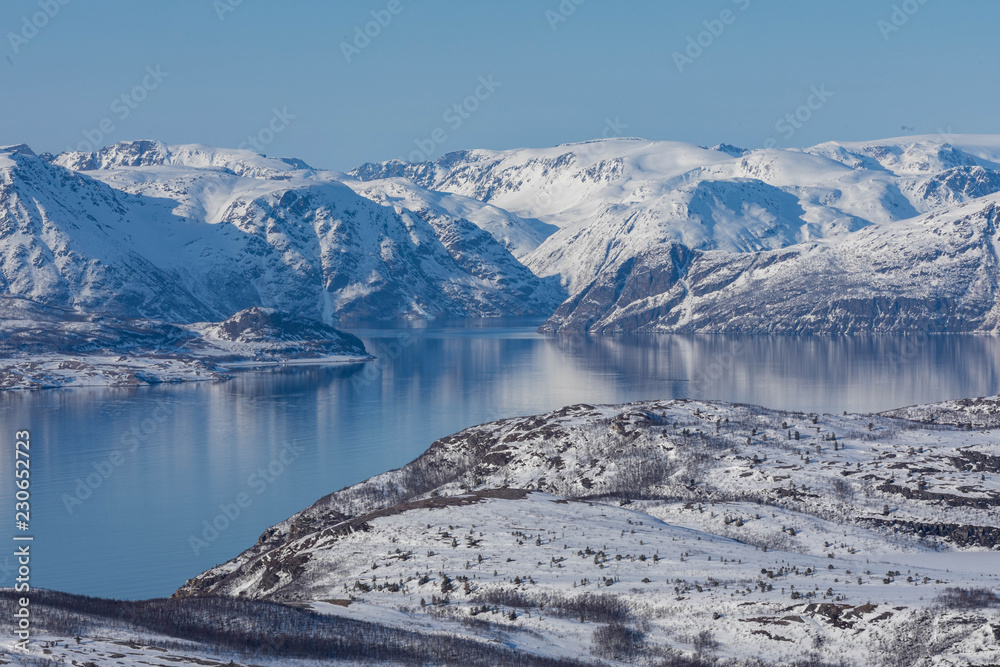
[
  {"x1": 172, "y1": 397, "x2": 1000, "y2": 665},
  {"x1": 0, "y1": 299, "x2": 370, "y2": 389}
]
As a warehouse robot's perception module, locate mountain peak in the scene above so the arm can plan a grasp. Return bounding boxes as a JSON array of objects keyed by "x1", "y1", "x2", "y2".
[
  {"x1": 55, "y1": 140, "x2": 169, "y2": 170},
  {"x1": 0, "y1": 143, "x2": 36, "y2": 157},
  {"x1": 710, "y1": 143, "x2": 750, "y2": 157},
  {"x1": 52, "y1": 140, "x2": 314, "y2": 178}
]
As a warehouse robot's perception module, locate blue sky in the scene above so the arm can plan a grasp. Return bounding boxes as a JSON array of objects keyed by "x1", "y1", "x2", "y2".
[{"x1": 1, "y1": 0, "x2": 997, "y2": 171}]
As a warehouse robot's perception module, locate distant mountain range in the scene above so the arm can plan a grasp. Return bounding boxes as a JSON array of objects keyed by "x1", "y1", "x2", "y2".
[
  {"x1": 353, "y1": 135, "x2": 1000, "y2": 333},
  {"x1": 4, "y1": 134, "x2": 1000, "y2": 333},
  {"x1": 0, "y1": 140, "x2": 563, "y2": 325}
]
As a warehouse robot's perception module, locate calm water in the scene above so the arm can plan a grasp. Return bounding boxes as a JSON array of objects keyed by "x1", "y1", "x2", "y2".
[{"x1": 2, "y1": 322, "x2": 1000, "y2": 600}]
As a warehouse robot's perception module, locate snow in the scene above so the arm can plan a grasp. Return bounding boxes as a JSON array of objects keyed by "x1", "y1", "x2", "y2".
[
  {"x1": 0, "y1": 301, "x2": 371, "y2": 389},
  {"x1": 0, "y1": 633, "x2": 335, "y2": 667},
  {"x1": 1, "y1": 142, "x2": 561, "y2": 324},
  {"x1": 350, "y1": 136, "x2": 1000, "y2": 332},
  {"x1": 7, "y1": 134, "x2": 1000, "y2": 333},
  {"x1": 174, "y1": 397, "x2": 1000, "y2": 665}
]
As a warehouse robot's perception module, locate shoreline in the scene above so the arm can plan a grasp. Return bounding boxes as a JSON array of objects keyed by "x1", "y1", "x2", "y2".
[
  {"x1": 0, "y1": 353, "x2": 375, "y2": 390},
  {"x1": 216, "y1": 354, "x2": 374, "y2": 369}
]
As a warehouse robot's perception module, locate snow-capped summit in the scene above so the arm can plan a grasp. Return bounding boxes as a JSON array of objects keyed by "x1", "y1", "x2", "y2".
[
  {"x1": 804, "y1": 135, "x2": 1000, "y2": 175},
  {"x1": 52, "y1": 140, "x2": 314, "y2": 179}
]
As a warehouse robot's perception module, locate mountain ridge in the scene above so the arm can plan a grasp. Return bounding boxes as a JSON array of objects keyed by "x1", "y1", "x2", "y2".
[
  {"x1": 6, "y1": 135, "x2": 1000, "y2": 334},
  {"x1": 0, "y1": 143, "x2": 564, "y2": 324},
  {"x1": 352, "y1": 134, "x2": 1000, "y2": 333}
]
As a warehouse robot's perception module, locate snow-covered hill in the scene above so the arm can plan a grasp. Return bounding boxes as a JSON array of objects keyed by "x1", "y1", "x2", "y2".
[
  {"x1": 0, "y1": 298, "x2": 370, "y2": 389},
  {"x1": 0, "y1": 142, "x2": 564, "y2": 324},
  {"x1": 174, "y1": 397, "x2": 1000, "y2": 665}
]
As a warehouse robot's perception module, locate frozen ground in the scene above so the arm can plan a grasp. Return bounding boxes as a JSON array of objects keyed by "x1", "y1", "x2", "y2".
[{"x1": 169, "y1": 397, "x2": 1000, "y2": 665}]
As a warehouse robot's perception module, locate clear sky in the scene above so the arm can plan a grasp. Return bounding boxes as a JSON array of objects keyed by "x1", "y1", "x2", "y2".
[{"x1": 1, "y1": 0, "x2": 997, "y2": 171}]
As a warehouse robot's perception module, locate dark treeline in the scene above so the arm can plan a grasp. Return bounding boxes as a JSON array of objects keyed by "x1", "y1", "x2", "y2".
[
  {"x1": 472, "y1": 590, "x2": 633, "y2": 624},
  {"x1": 0, "y1": 589, "x2": 588, "y2": 665}
]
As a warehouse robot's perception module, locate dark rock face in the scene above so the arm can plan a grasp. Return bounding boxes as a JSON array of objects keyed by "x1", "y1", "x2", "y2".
[
  {"x1": 211, "y1": 308, "x2": 366, "y2": 352},
  {"x1": 540, "y1": 245, "x2": 692, "y2": 333},
  {"x1": 950, "y1": 449, "x2": 1000, "y2": 473},
  {"x1": 866, "y1": 518, "x2": 1000, "y2": 549},
  {"x1": 877, "y1": 480, "x2": 1000, "y2": 510}
]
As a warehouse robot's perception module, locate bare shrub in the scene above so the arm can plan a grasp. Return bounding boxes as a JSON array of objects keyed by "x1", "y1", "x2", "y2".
[
  {"x1": 935, "y1": 587, "x2": 1000, "y2": 609},
  {"x1": 831, "y1": 477, "x2": 854, "y2": 502},
  {"x1": 693, "y1": 629, "x2": 718, "y2": 656},
  {"x1": 591, "y1": 622, "x2": 645, "y2": 661}
]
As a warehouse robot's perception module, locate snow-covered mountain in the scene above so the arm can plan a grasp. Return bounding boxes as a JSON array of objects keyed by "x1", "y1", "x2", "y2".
[
  {"x1": 344, "y1": 176, "x2": 557, "y2": 259},
  {"x1": 353, "y1": 135, "x2": 1000, "y2": 333},
  {"x1": 543, "y1": 195, "x2": 1000, "y2": 333},
  {"x1": 173, "y1": 396, "x2": 1000, "y2": 665},
  {"x1": 0, "y1": 141, "x2": 564, "y2": 325},
  {"x1": 7, "y1": 135, "x2": 1000, "y2": 333}
]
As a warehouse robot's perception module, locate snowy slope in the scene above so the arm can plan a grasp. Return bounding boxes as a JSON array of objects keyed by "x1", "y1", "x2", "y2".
[
  {"x1": 0, "y1": 145, "x2": 214, "y2": 321},
  {"x1": 542, "y1": 194, "x2": 1000, "y2": 333},
  {"x1": 344, "y1": 176, "x2": 557, "y2": 259},
  {"x1": 352, "y1": 137, "x2": 1000, "y2": 289},
  {"x1": 9, "y1": 135, "x2": 1000, "y2": 333},
  {"x1": 174, "y1": 397, "x2": 1000, "y2": 665},
  {"x1": 52, "y1": 138, "x2": 314, "y2": 178}
]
